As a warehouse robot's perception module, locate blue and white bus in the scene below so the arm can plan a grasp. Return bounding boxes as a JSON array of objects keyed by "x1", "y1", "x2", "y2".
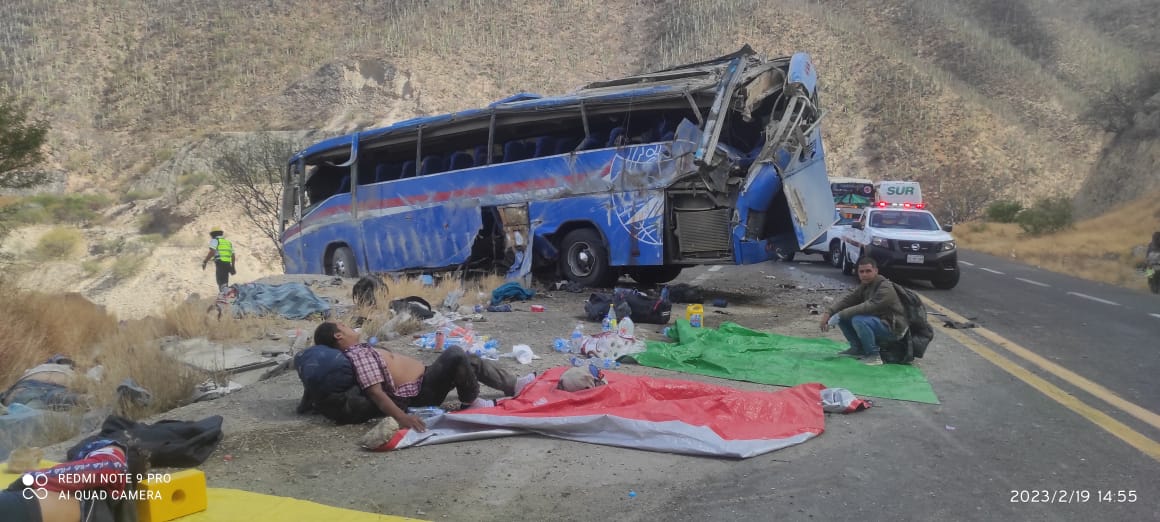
[{"x1": 279, "y1": 45, "x2": 834, "y2": 287}]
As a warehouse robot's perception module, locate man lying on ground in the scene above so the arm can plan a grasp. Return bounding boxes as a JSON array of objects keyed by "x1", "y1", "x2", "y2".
[{"x1": 313, "y1": 321, "x2": 536, "y2": 433}]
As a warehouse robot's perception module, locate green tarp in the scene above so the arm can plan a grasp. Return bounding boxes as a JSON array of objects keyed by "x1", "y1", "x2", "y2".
[{"x1": 634, "y1": 321, "x2": 939, "y2": 404}]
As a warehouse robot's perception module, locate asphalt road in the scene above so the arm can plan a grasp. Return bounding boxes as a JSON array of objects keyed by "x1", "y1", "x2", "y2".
[
  {"x1": 658, "y1": 260, "x2": 1159, "y2": 521},
  {"x1": 795, "y1": 249, "x2": 1160, "y2": 410}
]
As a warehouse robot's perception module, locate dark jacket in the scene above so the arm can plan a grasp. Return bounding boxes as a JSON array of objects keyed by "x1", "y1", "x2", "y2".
[{"x1": 828, "y1": 275, "x2": 908, "y2": 338}]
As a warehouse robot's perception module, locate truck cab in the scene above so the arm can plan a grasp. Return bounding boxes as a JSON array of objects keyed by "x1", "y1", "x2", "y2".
[{"x1": 839, "y1": 207, "x2": 960, "y2": 289}]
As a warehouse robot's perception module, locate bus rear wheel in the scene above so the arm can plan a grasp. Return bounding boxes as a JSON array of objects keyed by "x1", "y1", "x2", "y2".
[
  {"x1": 559, "y1": 229, "x2": 615, "y2": 288},
  {"x1": 627, "y1": 266, "x2": 683, "y2": 285},
  {"x1": 330, "y1": 246, "x2": 358, "y2": 278}
]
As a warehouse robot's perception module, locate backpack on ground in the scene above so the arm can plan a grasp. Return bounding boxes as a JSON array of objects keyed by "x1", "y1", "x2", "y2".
[
  {"x1": 880, "y1": 282, "x2": 934, "y2": 364},
  {"x1": 353, "y1": 274, "x2": 388, "y2": 308}
]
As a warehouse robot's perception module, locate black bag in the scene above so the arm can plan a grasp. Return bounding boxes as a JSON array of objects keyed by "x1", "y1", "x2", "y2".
[
  {"x1": 879, "y1": 282, "x2": 934, "y2": 364},
  {"x1": 584, "y1": 293, "x2": 631, "y2": 323},
  {"x1": 389, "y1": 296, "x2": 434, "y2": 319},
  {"x1": 622, "y1": 291, "x2": 671, "y2": 325},
  {"x1": 353, "y1": 274, "x2": 388, "y2": 307},
  {"x1": 584, "y1": 290, "x2": 671, "y2": 325},
  {"x1": 67, "y1": 415, "x2": 224, "y2": 468}
]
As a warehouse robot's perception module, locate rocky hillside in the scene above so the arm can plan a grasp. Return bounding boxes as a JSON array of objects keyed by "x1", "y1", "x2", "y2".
[{"x1": 1, "y1": 0, "x2": 1158, "y2": 315}]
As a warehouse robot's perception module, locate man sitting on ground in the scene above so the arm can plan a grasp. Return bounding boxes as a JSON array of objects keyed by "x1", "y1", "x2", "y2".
[
  {"x1": 313, "y1": 321, "x2": 536, "y2": 432},
  {"x1": 818, "y1": 256, "x2": 908, "y2": 365}
]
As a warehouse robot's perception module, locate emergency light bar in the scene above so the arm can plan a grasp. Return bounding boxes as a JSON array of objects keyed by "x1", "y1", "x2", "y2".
[{"x1": 876, "y1": 201, "x2": 926, "y2": 209}]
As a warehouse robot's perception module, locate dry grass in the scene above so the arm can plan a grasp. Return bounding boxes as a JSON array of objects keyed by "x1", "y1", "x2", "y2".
[
  {"x1": 956, "y1": 191, "x2": 1160, "y2": 290},
  {"x1": 0, "y1": 280, "x2": 291, "y2": 422}
]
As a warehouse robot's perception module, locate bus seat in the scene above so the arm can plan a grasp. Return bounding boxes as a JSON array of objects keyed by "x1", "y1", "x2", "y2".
[
  {"x1": 655, "y1": 117, "x2": 669, "y2": 137},
  {"x1": 606, "y1": 127, "x2": 626, "y2": 147},
  {"x1": 449, "y1": 151, "x2": 474, "y2": 170},
  {"x1": 420, "y1": 155, "x2": 447, "y2": 175},
  {"x1": 473, "y1": 145, "x2": 490, "y2": 165},
  {"x1": 554, "y1": 136, "x2": 581, "y2": 155},
  {"x1": 503, "y1": 141, "x2": 531, "y2": 162},
  {"x1": 531, "y1": 136, "x2": 556, "y2": 157},
  {"x1": 375, "y1": 163, "x2": 401, "y2": 183},
  {"x1": 401, "y1": 160, "x2": 417, "y2": 178},
  {"x1": 576, "y1": 132, "x2": 604, "y2": 151},
  {"x1": 337, "y1": 175, "x2": 351, "y2": 193}
]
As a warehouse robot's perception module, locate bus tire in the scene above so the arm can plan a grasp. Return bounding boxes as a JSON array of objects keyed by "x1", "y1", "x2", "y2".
[
  {"x1": 828, "y1": 240, "x2": 842, "y2": 268},
  {"x1": 628, "y1": 266, "x2": 683, "y2": 285},
  {"x1": 559, "y1": 228, "x2": 615, "y2": 288},
  {"x1": 331, "y1": 246, "x2": 359, "y2": 278}
]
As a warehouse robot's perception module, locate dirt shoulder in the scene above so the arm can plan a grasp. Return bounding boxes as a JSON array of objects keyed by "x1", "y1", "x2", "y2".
[{"x1": 43, "y1": 263, "x2": 858, "y2": 521}]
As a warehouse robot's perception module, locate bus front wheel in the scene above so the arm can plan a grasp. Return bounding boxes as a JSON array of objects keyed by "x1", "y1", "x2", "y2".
[
  {"x1": 330, "y1": 246, "x2": 358, "y2": 278},
  {"x1": 559, "y1": 229, "x2": 615, "y2": 288}
]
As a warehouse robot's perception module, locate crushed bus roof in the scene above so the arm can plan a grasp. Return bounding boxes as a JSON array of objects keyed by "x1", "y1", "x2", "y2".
[{"x1": 289, "y1": 45, "x2": 793, "y2": 164}]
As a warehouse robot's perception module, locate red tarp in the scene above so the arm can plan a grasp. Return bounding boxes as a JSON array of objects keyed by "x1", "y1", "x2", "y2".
[{"x1": 377, "y1": 367, "x2": 830, "y2": 459}]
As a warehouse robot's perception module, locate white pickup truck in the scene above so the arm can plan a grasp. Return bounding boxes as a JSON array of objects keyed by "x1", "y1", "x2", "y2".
[{"x1": 838, "y1": 207, "x2": 960, "y2": 289}]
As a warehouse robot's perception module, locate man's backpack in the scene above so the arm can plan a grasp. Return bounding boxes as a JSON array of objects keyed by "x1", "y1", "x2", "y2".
[{"x1": 880, "y1": 282, "x2": 934, "y2": 364}]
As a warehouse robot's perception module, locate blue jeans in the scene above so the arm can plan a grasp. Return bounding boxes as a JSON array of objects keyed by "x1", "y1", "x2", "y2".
[{"x1": 837, "y1": 315, "x2": 896, "y2": 356}]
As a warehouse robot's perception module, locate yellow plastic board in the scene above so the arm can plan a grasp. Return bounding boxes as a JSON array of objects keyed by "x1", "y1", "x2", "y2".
[
  {"x1": 137, "y1": 469, "x2": 208, "y2": 522},
  {"x1": 183, "y1": 488, "x2": 428, "y2": 522}
]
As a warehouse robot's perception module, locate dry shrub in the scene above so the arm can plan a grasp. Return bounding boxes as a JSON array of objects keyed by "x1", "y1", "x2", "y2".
[
  {"x1": 956, "y1": 190, "x2": 1160, "y2": 291},
  {"x1": 158, "y1": 299, "x2": 277, "y2": 341},
  {"x1": 0, "y1": 287, "x2": 118, "y2": 388},
  {"x1": 33, "y1": 227, "x2": 83, "y2": 260},
  {"x1": 77, "y1": 326, "x2": 206, "y2": 419}
]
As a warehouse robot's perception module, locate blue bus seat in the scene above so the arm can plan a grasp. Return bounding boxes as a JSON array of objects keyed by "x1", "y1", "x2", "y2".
[
  {"x1": 337, "y1": 175, "x2": 351, "y2": 193},
  {"x1": 553, "y1": 136, "x2": 581, "y2": 155},
  {"x1": 449, "y1": 151, "x2": 474, "y2": 170},
  {"x1": 606, "y1": 127, "x2": 626, "y2": 147},
  {"x1": 576, "y1": 131, "x2": 605, "y2": 151},
  {"x1": 375, "y1": 163, "x2": 402, "y2": 183},
  {"x1": 503, "y1": 141, "x2": 532, "y2": 162},
  {"x1": 420, "y1": 155, "x2": 447, "y2": 175},
  {"x1": 472, "y1": 145, "x2": 490, "y2": 165},
  {"x1": 531, "y1": 136, "x2": 556, "y2": 157},
  {"x1": 401, "y1": 160, "x2": 417, "y2": 178}
]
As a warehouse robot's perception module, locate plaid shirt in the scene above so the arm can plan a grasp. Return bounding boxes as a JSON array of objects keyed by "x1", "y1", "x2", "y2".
[{"x1": 344, "y1": 343, "x2": 423, "y2": 407}]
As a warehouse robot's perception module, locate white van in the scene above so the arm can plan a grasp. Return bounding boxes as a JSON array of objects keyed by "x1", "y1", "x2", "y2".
[{"x1": 874, "y1": 181, "x2": 924, "y2": 209}]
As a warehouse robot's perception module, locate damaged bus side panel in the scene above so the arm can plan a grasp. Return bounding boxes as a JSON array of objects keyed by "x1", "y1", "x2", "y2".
[{"x1": 280, "y1": 45, "x2": 833, "y2": 287}]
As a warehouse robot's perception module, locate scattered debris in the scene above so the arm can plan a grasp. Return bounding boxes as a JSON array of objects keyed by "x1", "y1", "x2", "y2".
[{"x1": 942, "y1": 321, "x2": 978, "y2": 329}]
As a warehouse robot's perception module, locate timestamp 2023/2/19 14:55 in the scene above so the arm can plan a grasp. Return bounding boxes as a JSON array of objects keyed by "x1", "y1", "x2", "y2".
[{"x1": 1010, "y1": 490, "x2": 1138, "y2": 504}]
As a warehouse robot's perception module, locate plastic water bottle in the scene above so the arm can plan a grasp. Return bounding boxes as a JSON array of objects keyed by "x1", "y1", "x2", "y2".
[
  {"x1": 484, "y1": 339, "x2": 499, "y2": 351},
  {"x1": 609, "y1": 303, "x2": 618, "y2": 330},
  {"x1": 617, "y1": 316, "x2": 635, "y2": 338},
  {"x1": 570, "y1": 323, "x2": 584, "y2": 352},
  {"x1": 552, "y1": 338, "x2": 570, "y2": 352}
]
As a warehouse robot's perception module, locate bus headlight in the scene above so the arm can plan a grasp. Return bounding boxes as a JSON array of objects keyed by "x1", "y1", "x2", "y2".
[
  {"x1": 871, "y1": 236, "x2": 889, "y2": 247},
  {"x1": 941, "y1": 241, "x2": 956, "y2": 251}
]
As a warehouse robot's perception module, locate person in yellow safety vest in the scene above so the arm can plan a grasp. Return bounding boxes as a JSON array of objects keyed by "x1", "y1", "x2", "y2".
[{"x1": 201, "y1": 227, "x2": 237, "y2": 292}]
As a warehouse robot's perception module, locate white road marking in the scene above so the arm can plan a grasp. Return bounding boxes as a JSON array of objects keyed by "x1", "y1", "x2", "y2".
[
  {"x1": 708, "y1": 265, "x2": 723, "y2": 272},
  {"x1": 1016, "y1": 277, "x2": 1050, "y2": 287},
  {"x1": 979, "y1": 267, "x2": 1005, "y2": 275},
  {"x1": 1067, "y1": 292, "x2": 1120, "y2": 306},
  {"x1": 1150, "y1": 313, "x2": 1160, "y2": 319},
  {"x1": 960, "y1": 261, "x2": 975, "y2": 266}
]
